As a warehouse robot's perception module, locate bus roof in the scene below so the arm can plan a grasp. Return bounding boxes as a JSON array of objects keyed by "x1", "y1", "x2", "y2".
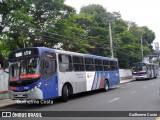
[
  {"x1": 9, "y1": 47, "x2": 118, "y2": 61},
  {"x1": 37, "y1": 47, "x2": 118, "y2": 61}
]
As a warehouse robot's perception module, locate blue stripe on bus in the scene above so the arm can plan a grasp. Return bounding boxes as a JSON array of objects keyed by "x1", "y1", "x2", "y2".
[
  {"x1": 92, "y1": 72, "x2": 98, "y2": 90},
  {"x1": 91, "y1": 71, "x2": 120, "y2": 91},
  {"x1": 91, "y1": 72, "x2": 106, "y2": 90},
  {"x1": 96, "y1": 73, "x2": 101, "y2": 89},
  {"x1": 43, "y1": 72, "x2": 58, "y2": 100}
]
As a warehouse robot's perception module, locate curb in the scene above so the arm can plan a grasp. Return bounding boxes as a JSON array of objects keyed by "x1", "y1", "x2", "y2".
[
  {"x1": 120, "y1": 79, "x2": 135, "y2": 84},
  {"x1": 0, "y1": 91, "x2": 9, "y2": 100},
  {"x1": 0, "y1": 98, "x2": 17, "y2": 109},
  {"x1": 0, "y1": 103, "x2": 17, "y2": 109}
]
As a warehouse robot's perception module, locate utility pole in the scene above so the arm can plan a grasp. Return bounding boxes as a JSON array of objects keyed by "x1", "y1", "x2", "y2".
[
  {"x1": 107, "y1": 15, "x2": 121, "y2": 58},
  {"x1": 140, "y1": 35, "x2": 143, "y2": 62},
  {"x1": 154, "y1": 42, "x2": 159, "y2": 65},
  {"x1": 108, "y1": 19, "x2": 113, "y2": 58}
]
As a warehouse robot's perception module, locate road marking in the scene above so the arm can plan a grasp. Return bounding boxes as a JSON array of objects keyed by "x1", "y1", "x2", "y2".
[
  {"x1": 130, "y1": 91, "x2": 136, "y2": 94},
  {"x1": 108, "y1": 98, "x2": 120, "y2": 103},
  {"x1": 142, "y1": 86, "x2": 148, "y2": 89}
]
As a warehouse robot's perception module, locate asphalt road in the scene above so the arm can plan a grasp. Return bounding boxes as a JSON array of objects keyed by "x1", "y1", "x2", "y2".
[{"x1": 1, "y1": 77, "x2": 160, "y2": 120}]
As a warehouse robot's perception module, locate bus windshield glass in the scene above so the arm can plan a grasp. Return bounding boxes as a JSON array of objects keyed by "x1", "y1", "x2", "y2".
[
  {"x1": 9, "y1": 57, "x2": 40, "y2": 81},
  {"x1": 132, "y1": 64, "x2": 147, "y2": 72}
]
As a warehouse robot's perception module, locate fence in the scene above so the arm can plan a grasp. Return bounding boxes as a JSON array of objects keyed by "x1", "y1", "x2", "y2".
[{"x1": 119, "y1": 69, "x2": 132, "y2": 80}]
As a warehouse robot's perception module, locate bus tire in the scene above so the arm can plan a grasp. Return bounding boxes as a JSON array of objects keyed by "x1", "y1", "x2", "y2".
[
  {"x1": 103, "y1": 80, "x2": 109, "y2": 92},
  {"x1": 62, "y1": 85, "x2": 69, "y2": 102}
]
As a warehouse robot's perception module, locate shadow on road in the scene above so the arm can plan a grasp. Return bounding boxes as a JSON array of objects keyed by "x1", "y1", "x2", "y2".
[{"x1": 135, "y1": 78, "x2": 157, "y2": 81}]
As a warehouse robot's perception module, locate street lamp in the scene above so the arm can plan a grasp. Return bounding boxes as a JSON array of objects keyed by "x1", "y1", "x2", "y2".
[{"x1": 108, "y1": 15, "x2": 121, "y2": 58}]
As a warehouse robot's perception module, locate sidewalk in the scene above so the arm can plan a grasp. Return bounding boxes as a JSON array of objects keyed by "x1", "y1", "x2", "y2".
[
  {"x1": 0, "y1": 99, "x2": 17, "y2": 109},
  {"x1": 0, "y1": 78, "x2": 134, "y2": 109},
  {"x1": 120, "y1": 78, "x2": 134, "y2": 84}
]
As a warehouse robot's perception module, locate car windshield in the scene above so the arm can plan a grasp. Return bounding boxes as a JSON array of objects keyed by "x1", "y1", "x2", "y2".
[{"x1": 9, "y1": 57, "x2": 40, "y2": 80}]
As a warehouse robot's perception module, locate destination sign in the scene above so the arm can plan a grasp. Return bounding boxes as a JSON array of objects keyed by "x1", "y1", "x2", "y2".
[
  {"x1": 9, "y1": 48, "x2": 39, "y2": 59},
  {"x1": 15, "y1": 50, "x2": 31, "y2": 58}
]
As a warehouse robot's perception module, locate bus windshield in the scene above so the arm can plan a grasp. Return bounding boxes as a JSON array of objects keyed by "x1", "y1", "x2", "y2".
[
  {"x1": 132, "y1": 65, "x2": 147, "y2": 72},
  {"x1": 9, "y1": 57, "x2": 40, "y2": 81}
]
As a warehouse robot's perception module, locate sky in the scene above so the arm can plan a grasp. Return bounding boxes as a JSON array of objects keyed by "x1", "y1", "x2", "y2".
[{"x1": 65, "y1": 0, "x2": 160, "y2": 48}]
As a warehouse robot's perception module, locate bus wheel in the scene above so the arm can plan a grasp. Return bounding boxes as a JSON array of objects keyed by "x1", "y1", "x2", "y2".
[
  {"x1": 62, "y1": 85, "x2": 69, "y2": 102},
  {"x1": 103, "y1": 81, "x2": 109, "y2": 92}
]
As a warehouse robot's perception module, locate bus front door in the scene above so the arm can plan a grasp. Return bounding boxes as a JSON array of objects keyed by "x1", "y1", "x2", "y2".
[{"x1": 42, "y1": 58, "x2": 58, "y2": 99}]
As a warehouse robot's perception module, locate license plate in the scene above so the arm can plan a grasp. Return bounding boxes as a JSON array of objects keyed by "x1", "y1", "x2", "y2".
[{"x1": 16, "y1": 94, "x2": 24, "y2": 97}]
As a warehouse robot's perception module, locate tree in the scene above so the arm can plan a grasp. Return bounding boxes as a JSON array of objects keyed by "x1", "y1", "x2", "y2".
[
  {"x1": 42, "y1": 13, "x2": 95, "y2": 53},
  {"x1": 0, "y1": 2, "x2": 156, "y2": 69},
  {"x1": 0, "y1": 0, "x2": 75, "y2": 57},
  {"x1": 79, "y1": 4, "x2": 111, "y2": 56},
  {"x1": 80, "y1": 4, "x2": 109, "y2": 25}
]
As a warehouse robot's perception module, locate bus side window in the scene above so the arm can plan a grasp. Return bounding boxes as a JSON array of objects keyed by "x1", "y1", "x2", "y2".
[
  {"x1": 73, "y1": 56, "x2": 84, "y2": 71},
  {"x1": 103, "y1": 60, "x2": 110, "y2": 71},
  {"x1": 95, "y1": 59, "x2": 103, "y2": 71},
  {"x1": 85, "y1": 58, "x2": 95, "y2": 71},
  {"x1": 114, "y1": 61, "x2": 118, "y2": 70},
  {"x1": 110, "y1": 61, "x2": 117, "y2": 71},
  {"x1": 59, "y1": 54, "x2": 73, "y2": 72}
]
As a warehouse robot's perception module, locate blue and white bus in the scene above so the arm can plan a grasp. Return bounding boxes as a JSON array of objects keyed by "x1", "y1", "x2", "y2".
[{"x1": 7, "y1": 47, "x2": 120, "y2": 101}]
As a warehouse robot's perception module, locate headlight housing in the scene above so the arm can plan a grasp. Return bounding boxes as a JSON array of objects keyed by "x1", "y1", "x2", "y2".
[{"x1": 31, "y1": 82, "x2": 41, "y2": 92}]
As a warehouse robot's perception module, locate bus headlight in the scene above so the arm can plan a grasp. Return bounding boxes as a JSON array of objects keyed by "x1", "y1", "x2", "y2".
[{"x1": 31, "y1": 82, "x2": 41, "y2": 92}]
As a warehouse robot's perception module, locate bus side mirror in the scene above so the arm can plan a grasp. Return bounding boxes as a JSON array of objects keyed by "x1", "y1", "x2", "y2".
[{"x1": 3, "y1": 59, "x2": 9, "y2": 73}]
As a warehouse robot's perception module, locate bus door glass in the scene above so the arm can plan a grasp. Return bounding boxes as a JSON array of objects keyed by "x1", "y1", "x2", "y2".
[
  {"x1": 151, "y1": 65, "x2": 154, "y2": 78},
  {"x1": 146, "y1": 65, "x2": 150, "y2": 77},
  {"x1": 42, "y1": 52, "x2": 58, "y2": 99}
]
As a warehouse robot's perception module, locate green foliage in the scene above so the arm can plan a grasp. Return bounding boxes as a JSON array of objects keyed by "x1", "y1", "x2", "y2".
[
  {"x1": 0, "y1": 0, "x2": 75, "y2": 57},
  {"x1": 0, "y1": 2, "x2": 156, "y2": 69}
]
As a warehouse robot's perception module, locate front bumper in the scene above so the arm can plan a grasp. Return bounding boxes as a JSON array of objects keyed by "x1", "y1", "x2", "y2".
[
  {"x1": 8, "y1": 88, "x2": 43, "y2": 100},
  {"x1": 132, "y1": 75, "x2": 148, "y2": 80}
]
